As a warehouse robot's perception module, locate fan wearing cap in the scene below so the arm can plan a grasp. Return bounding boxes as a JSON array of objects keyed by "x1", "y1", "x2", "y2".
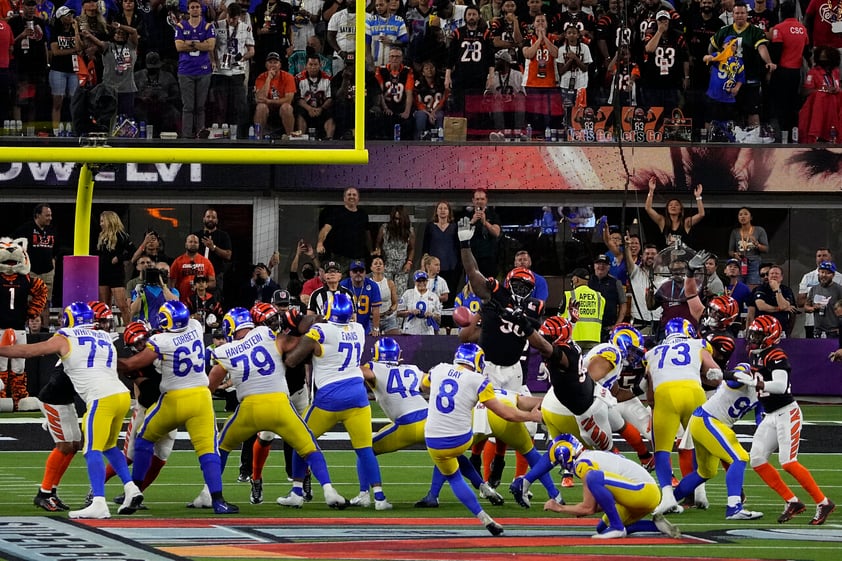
[
  {"x1": 0, "y1": 302, "x2": 140, "y2": 520},
  {"x1": 397, "y1": 270, "x2": 442, "y2": 335},
  {"x1": 188, "y1": 274, "x2": 223, "y2": 332},
  {"x1": 306, "y1": 260, "x2": 355, "y2": 316},
  {"x1": 486, "y1": 49, "x2": 526, "y2": 138},
  {"x1": 805, "y1": 261, "x2": 842, "y2": 339},
  {"x1": 48, "y1": 5, "x2": 82, "y2": 129},
  {"x1": 642, "y1": 10, "x2": 689, "y2": 111},
  {"x1": 723, "y1": 258, "x2": 752, "y2": 315},
  {"x1": 209, "y1": 3, "x2": 254, "y2": 133},
  {"x1": 174, "y1": 0, "x2": 216, "y2": 138},
  {"x1": 588, "y1": 255, "x2": 626, "y2": 342},
  {"x1": 254, "y1": 51, "x2": 296, "y2": 136},
  {"x1": 797, "y1": 249, "x2": 842, "y2": 338},
  {"x1": 339, "y1": 259, "x2": 382, "y2": 335}
]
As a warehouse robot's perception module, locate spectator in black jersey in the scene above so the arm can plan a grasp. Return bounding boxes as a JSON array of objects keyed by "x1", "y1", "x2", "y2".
[
  {"x1": 240, "y1": 263, "x2": 281, "y2": 307},
  {"x1": 749, "y1": 264, "x2": 796, "y2": 336}
]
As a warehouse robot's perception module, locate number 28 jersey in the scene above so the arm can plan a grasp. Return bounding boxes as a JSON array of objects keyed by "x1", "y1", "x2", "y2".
[
  {"x1": 367, "y1": 360, "x2": 428, "y2": 423},
  {"x1": 56, "y1": 327, "x2": 128, "y2": 402},
  {"x1": 211, "y1": 325, "x2": 288, "y2": 401},
  {"x1": 148, "y1": 318, "x2": 208, "y2": 392},
  {"x1": 306, "y1": 321, "x2": 366, "y2": 389},
  {"x1": 423, "y1": 362, "x2": 496, "y2": 443}
]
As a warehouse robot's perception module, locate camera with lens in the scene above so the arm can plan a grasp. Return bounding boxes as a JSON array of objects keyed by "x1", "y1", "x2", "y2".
[{"x1": 142, "y1": 268, "x2": 162, "y2": 285}]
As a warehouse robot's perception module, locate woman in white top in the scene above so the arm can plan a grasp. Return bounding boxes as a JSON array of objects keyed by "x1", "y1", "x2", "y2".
[{"x1": 370, "y1": 256, "x2": 400, "y2": 335}]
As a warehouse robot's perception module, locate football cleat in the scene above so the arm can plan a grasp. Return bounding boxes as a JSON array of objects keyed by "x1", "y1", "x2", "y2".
[
  {"x1": 509, "y1": 477, "x2": 531, "y2": 508},
  {"x1": 726, "y1": 505, "x2": 764, "y2": 520},
  {"x1": 69, "y1": 497, "x2": 111, "y2": 519},
  {"x1": 414, "y1": 493, "x2": 439, "y2": 508},
  {"x1": 250, "y1": 479, "x2": 264, "y2": 504},
  {"x1": 375, "y1": 499, "x2": 393, "y2": 511},
  {"x1": 485, "y1": 522, "x2": 505, "y2": 536},
  {"x1": 277, "y1": 492, "x2": 305, "y2": 508},
  {"x1": 350, "y1": 491, "x2": 371, "y2": 507},
  {"x1": 694, "y1": 486, "x2": 710, "y2": 510},
  {"x1": 237, "y1": 473, "x2": 251, "y2": 483},
  {"x1": 49, "y1": 491, "x2": 70, "y2": 511},
  {"x1": 479, "y1": 482, "x2": 504, "y2": 506},
  {"x1": 592, "y1": 527, "x2": 627, "y2": 539},
  {"x1": 303, "y1": 473, "x2": 313, "y2": 501},
  {"x1": 213, "y1": 499, "x2": 240, "y2": 514},
  {"x1": 117, "y1": 482, "x2": 143, "y2": 515},
  {"x1": 653, "y1": 513, "x2": 682, "y2": 538},
  {"x1": 83, "y1": 489, "x2": 94, "y2": 508},
  {"x1": 777, "y1": 500, "x2": 806, "y2": 523},
  {"x1": 33, "y1": 493, "x2": 59, "y2": 512},
  {"x1": 810, "y1": 500, "x2": 836, "y2": 525},
  {"x1": 187, "y1": 486, "x2": 212, "y2": 509},
  {"x1": 640, "y1": 453, "x2": 656, "y2": 472},
  {"x1": 561, "y1": 474, "x2": 575, "y2": 488},
  {"x1": 113, "y1": 493, "x2": 147, "y2": 510},
  {"x1": 324, "y1": 486, "x2": 349, "y2": 510},
  {"x1": 488, "y1": 456, "x2": 505, "y2": 489},
  {"x1": 654, "y1": 488, "x2": 683, "y2": 516}
]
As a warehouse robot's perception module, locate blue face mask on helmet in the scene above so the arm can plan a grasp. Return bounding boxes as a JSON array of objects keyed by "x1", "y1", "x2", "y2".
[
  {"x1": 62, "y1": 301, "x2": 94, "y2": 328},
  {"x1": 157, "y1": 301, "x2": 191, "y2": 332},
  {"x1": 663, "y1": 317, "x2": 696, "y2": 342},
  {"x1": 454, "y1": 342, "x2": 486, "y2": 372},
  {"x1": 222, "y1": 307, "x2": 255, "y2": 341},
  {"x1": 373, "y1": 337, "x2": 401, "y2": 364},
  {"x1": 325, "y1": 292, "x2": 354, "y2": 324}
]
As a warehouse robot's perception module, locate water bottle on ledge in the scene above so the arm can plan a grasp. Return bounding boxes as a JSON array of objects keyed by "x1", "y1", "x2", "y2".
[{"x1": 525, "y1": 123, "x2": 532, "y2": 141}]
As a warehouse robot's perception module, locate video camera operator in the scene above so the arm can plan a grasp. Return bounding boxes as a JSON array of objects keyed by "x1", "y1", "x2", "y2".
[{"x1": 129, "y1": 261, "x2": 180, "y2": 326}]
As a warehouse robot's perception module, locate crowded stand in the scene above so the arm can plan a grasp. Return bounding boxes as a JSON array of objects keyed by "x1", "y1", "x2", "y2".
[{"x1": 0, "y1": 0, "x2": 834, "y2": 141}]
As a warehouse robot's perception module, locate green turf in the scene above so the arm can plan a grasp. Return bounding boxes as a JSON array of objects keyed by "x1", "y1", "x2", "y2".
[{"x1": 1, "y1": 446, "x2": 841, "y2": 561}]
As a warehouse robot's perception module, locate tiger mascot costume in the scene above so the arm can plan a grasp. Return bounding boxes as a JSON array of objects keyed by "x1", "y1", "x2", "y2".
[{"x1": 0, "y1": 237, "x2": 48, "y2": 411}]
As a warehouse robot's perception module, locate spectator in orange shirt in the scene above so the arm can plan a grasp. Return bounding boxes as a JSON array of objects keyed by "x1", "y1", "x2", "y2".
[
  {"x1": 170, "y1": 234, "x2": 217, "y2": 306},
  {"x1": 254, "y1": 51, "x2": 296, "y2": 135},
  {"x1": 522, "y1": 13, "x2": 560, "y2": 134}
]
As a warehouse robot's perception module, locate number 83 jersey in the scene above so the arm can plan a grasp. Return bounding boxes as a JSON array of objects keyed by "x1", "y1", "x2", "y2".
[{"x1": 148, "y1": 318, "x2": 209, "y2": 392}]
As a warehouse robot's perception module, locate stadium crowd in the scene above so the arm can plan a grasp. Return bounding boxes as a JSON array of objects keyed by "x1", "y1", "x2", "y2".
[{"x1": 0, "y1": 0, "x2": 837, "y2": 140}]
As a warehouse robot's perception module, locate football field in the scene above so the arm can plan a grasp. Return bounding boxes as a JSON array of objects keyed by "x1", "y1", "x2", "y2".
[{"x1": 1, "y1": 406, "x2": 841, "y2": 561}]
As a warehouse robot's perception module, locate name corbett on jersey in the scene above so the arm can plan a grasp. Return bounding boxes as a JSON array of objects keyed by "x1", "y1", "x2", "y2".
[
  {"x1": 224, "y1": 332, "x2": 265, "y2": 357},
  {"x1": 172, "y1": 329, "x2": 199, "y2": 346}
]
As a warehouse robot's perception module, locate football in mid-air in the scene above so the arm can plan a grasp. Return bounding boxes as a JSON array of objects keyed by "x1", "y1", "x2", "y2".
[{"x1": 453, "y1": 307, "x2": 476, "y2": 328}]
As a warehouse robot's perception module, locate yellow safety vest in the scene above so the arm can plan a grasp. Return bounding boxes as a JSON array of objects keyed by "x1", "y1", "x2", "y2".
[{"x1": 562, "y1": 285, "x2": 604, "y2": 343}]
